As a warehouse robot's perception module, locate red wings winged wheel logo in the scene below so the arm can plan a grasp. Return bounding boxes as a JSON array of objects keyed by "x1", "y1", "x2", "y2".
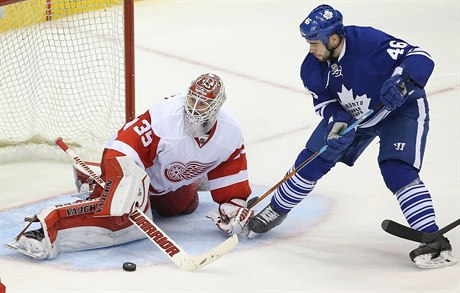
[{"x1": 164, "y1": 161, "x2": 216, "y2": 182}]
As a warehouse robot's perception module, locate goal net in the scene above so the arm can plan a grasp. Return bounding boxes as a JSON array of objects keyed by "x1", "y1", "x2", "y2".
[{"x1": 0, "y1": 0, "x2": 135, "y2": 162}]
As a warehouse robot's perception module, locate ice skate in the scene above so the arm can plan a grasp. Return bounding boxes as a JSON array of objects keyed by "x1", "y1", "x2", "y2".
[
  {"x1": 4, "y1": 228, "x2": 49, "y2": 259},
  {"x1": 248, "y1": 203, "x2": 287, "y2": 235},
  {"x1": 409, "y1": 236, "x2": 458, "y2": 268}
]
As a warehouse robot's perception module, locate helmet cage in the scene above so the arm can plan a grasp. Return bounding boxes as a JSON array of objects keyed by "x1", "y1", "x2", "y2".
[
  {"x1": 299, "y1": 5, "x2": 344, "y2": 46},
  {"x1": 185, "y1": 73, "x2": 226, "y2": 125}
]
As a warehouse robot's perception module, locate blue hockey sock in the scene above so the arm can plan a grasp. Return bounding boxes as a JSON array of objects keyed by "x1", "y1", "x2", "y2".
[
  {"x1": 380, "y1": 160, "x2": 439, "y2": 232},
  {"x1": 269, "y1": 148, "x2": 334, "y2": 214},
  {"x1": 271, "y1": 168, "x2": 316, "y2": 214},
  {"x1": 395, "y1": 179, "x2": 439, "y2": 233}
]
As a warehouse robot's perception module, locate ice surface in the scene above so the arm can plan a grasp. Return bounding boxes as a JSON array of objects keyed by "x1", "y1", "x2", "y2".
[{"x1": 0, "y1": 1, "x2": 459, "y2": 292}]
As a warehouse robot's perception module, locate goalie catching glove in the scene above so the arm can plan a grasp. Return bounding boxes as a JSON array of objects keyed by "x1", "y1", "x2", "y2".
[{"x1": 206, "y1": 198, "x2": 254, "y2": 236}]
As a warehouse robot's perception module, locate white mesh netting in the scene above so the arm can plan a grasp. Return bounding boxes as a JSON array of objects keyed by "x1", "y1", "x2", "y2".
[{"x1": 0, "y1": 0, "x2": 127, "y2": 162}]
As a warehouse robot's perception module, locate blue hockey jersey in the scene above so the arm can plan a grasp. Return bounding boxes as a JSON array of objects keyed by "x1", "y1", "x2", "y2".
[{"x1": 300, "y1": 26, "x2": 434, "y2": 128}]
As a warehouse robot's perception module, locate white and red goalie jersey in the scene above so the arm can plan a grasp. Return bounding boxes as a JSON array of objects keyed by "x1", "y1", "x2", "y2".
[
  {"x1": 97, "y1": 94, "x2": 251, "y2": 204},
  {"x1": 5, "y1": 93, "x2": 252, "y2": 260}
]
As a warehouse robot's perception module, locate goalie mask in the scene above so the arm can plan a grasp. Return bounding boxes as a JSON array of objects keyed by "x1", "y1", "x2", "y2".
[{"x1": 184, "y1": 73, "x2": 226, "y2": 137}]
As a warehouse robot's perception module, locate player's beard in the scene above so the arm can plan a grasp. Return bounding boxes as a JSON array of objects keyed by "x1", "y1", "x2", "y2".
[{"x1": 317, "y1": 50, "x2": 331, "y2": 62}]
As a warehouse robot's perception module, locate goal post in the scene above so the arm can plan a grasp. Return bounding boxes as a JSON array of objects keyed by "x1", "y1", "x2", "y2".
[{"x1": 0, "y1": 0, "x2": 135, "y2": 162}]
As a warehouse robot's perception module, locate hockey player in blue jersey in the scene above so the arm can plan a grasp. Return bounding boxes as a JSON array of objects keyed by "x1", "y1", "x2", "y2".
[{"x1": 248, "y1": 4, "x2": 457, "y2": 268}]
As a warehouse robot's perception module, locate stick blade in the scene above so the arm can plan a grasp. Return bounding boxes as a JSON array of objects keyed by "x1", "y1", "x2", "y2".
[
  {"x1": 381, "y1": 219, "x2": 424, "y2": 242},
  {"x1": 177, "y1": 234, "x2": 239, "y2": 271},
  {"x1": 382, "y1": 218, "x2": 460, "y2": 243}
]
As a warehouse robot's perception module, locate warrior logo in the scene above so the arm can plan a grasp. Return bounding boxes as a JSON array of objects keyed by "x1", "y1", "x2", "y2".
[
  {"x1": 164, "y1": 161, "x2": 216, "y2": 182},
  {"x1": 394, "y1": 142, "x2": 406, "y2": 151}
]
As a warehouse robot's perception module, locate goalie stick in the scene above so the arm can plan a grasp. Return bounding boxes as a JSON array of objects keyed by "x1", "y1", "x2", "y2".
[
  {"x1": 55, "y1": 137, "x2": 238, "y2": 271},
  {"x1": 381, "y1": 218, "x2": 460, "y2": 243}
]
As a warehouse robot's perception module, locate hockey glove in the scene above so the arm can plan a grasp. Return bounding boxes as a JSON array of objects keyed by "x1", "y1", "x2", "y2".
[
  {"x1": 206, "y1": 198, "x2": 254, "y2": 236},
  {"x1": 380, "y1": 69, "x2": 425, "y2": 111},
  {"x1": 321, "y1": 111, "x2": 356, "y2": 161},
  {"x1": 72, "y1": 161, "x2": 101, "y2": 193}
]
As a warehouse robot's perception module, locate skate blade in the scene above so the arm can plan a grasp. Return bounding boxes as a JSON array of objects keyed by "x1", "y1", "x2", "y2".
[
  {"x1": 414, "y1": 250, "x2": 458, "y2": 269},
  {"x1": 247, "y1": 230, "x2": 259, "y2": 239},
  {"x1": 3, "y1": 242, "x2": 45, "y2": 259}
]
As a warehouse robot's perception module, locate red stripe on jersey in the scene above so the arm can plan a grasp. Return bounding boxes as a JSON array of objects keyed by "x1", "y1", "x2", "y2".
[
  {"x1": 207, "y1": 145, "x2": 248, "y2": 180},
  {"x1": 210, "y1": 181, "x2": 251, "y2": 204},
  {"x1": 207, "y1": 145, "x2": 251, "y2": 203}
]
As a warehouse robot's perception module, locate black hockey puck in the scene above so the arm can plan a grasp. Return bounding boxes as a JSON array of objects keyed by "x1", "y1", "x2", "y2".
[{"x1": 122, "y1": 262, "x2": 136, "y2": 272}]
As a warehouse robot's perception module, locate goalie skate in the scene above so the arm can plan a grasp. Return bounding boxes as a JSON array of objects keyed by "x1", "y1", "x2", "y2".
[
  {"x1": 4, "y1": 232, "x2": 48, "y2": 260},
  {"x1": 4, "y1": 242, "x2": 44, "y2": 259},
  {"x1": 4, "y1": 225, "x2": 52, "y2": 260}
]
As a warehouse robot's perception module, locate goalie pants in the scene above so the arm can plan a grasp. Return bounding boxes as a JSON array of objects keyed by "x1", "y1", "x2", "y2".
[{"x1": 149, "y1": 182, "x2": 199, "y2": 217}]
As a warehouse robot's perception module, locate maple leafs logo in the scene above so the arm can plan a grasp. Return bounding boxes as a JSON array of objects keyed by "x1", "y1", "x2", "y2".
[
  {"x1": 337, "y1": 85, "x2": 371, "y2": 119},
  {"x1": 323, "y1": 10, "x2": 333, "y2": 20},
  {"x1": 164, "y1": 161, "x2": 216, "y2": 182}
]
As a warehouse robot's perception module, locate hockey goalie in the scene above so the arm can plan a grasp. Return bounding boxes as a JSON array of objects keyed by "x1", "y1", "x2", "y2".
[{"x1": 6, "y1": 73, "x2": 255, "y2": 259}]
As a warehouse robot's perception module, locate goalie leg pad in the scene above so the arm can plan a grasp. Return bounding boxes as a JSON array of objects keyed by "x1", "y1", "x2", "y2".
[
  {"x1": 7, "y1": 199, "x2": 153, "y2": 259},
  {"x1": 94, "y1": 156, "x2": 150, "y2": 217}
]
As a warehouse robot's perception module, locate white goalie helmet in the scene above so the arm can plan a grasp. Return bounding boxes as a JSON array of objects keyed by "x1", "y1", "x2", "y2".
[{"x1": 184, "y1": 73, "x2": 227, "y2": 137}]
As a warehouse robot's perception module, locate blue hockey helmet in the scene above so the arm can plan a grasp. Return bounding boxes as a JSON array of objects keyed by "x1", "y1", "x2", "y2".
[{"x1": 299, "y1": 4, "x2": 345, "y2": 45}]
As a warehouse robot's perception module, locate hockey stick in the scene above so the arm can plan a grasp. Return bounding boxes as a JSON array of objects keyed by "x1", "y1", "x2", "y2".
[
  {"x1": 381, "y1": 218, "x2": 460, "y2": 243},
  {"x1": 55, "y1": 137, "x2": 238, "y2": 271},
  {"x1": 248, "y1": 106, "x2": 380, "y2": 209}
]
